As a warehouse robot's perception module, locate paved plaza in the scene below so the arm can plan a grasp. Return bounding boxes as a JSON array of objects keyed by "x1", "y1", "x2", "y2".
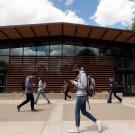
[{"x1": 0, "y1": 97, "x2": 135, "y2": 135}]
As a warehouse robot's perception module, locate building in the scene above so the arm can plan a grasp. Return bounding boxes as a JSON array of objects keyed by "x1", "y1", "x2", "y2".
[{"x1": 0, "y1": 22, "x2": 135, "y2": 96}]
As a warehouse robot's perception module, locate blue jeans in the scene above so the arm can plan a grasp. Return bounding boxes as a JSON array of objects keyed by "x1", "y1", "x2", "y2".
[
  {"x1": 75, "y1": 96, "x2": 97, "y2": 126},
  {"x1": 35, "y1": 88, "x2": 49, "y2": 104}
]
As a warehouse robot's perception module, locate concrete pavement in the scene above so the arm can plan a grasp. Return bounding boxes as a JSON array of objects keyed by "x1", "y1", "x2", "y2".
[{"x1": 0, "y1": 97, "x2": 135, "y2": 135}]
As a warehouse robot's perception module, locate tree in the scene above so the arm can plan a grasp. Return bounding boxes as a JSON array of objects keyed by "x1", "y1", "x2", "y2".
[
  {"x1": 77, "y1": 48, "x2": 96, "y2": 56},
  {"x1": 131, "y1": 20, "x2": 135, "y2": 32}
]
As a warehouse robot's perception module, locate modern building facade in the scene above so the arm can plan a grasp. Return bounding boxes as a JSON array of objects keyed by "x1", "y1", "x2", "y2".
[{"x1": 0, "y1": 22, "x2": 135, "y2": 95}]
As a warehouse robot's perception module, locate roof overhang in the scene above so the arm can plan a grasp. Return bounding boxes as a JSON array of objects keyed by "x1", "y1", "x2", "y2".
[{"x1": 0, "y1": 22, "x2": 135, "y2": 47}]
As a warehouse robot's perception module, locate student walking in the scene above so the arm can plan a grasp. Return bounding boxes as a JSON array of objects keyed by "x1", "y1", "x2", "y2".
[
  {"x1": 64, "y1": 80, "x2": 72, "y2": 100},
  {"x1": 35, "y1": 76, "x2": 50, "y2": 104},
  {"x1": 107, "y1": 77, "x2": 122, "y2": 103},
  {"x1": 69, "y1": 65, "x2": 102, "y2": 133},
  {"x1": 17, "y1": 72, "x2": 37, "y2": 112}
]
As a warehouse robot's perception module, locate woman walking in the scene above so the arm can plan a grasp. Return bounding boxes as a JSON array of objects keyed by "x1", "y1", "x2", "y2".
[
  {"x1": 69, "y1": 65, "x2": 102, "y2": 133},
  {"x1": 35, "y1": 76, "x2": 50, "y2": 104}
]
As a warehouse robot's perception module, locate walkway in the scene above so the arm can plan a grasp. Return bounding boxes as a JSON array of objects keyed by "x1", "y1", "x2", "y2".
[{"x1": 0, "y1": 97, "x2": 135, "y2": 135}]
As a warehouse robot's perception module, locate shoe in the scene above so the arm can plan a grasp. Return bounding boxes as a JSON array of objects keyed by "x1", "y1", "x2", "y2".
[
  {"x1": 48, "y1": 101, "x2": 50, "y2": 104},
  {"x1": 31, "y1": 109, "x2": 38, "y2": 112},
  {"x1": 120, "y1": 99, "x2": 122, "y2": 103},
  {"x1": 17, "y1": 105, "x2": 20, "y2": 112},
  {"x1": 96, "y1": 120, "x2": 102, "y2": 133},
  {"x1": 107, "y1": 101, "x2": 112, "y2": 103},
  {"x1": 68, "y1": 127, "x2": 80, "y2": 133}
]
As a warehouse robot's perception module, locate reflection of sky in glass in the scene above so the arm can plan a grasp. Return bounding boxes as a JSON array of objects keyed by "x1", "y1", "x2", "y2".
[
  {"x1": 24, "y1": 47, "x2": 36, "y2": 56},
  {"x1": 63, "y1": 45, "x2": 74, "y2": 56},
  {"x1": 0, "y1": 48, "x2": 9, "y2": 55},
  {"x1": 50, "y1": 45, "x2": 62, "y2": 56},
  {"x1": 10, "y1": 48, "x2": 23, "y2": 56},
  {"x1": 37, "y1": 46, "x2": 49, "y2": 56}
]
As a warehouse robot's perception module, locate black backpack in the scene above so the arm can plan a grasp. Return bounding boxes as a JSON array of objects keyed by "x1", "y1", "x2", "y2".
[
  {"x1": 21, "y1": 79, "x2": 26, "y2": 90},
  {"x1": 86, "y1": 75, "x2": 94, "y2": 97}
]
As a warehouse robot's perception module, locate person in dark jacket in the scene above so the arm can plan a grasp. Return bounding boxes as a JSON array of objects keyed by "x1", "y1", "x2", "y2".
[
  {"x1": 17, "y1": 72, "x2": 37, "y2": 112},
  {"x1": 107, "y1": 77, "x2": 122, "y2": 103},
  {"x1": 64, "y1": 80, "x2": 72, "y2": 100}
]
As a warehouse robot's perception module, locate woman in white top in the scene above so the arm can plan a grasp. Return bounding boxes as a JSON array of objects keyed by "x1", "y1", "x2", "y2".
[{"x1": 35, "y1": 76, "x2": 50, "y2": 104}]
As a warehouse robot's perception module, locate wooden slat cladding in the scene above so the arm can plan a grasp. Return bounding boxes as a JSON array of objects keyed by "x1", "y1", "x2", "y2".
[{"x1": 7, "y1": 56, "x2": 115, "y2": 93}]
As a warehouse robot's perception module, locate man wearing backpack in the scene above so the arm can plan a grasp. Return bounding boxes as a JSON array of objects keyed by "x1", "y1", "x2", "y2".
[
  {"x1": 69, "y1": 65, "x2": 102, "y2": 133},
  {"x1": 17, "y1": 72, "x2": 37, "y2": 112}
]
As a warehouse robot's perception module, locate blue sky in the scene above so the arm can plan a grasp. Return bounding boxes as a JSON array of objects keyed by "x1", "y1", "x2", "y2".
[
  {"x1": 0, "y1": 0, "x2": 135, "y2": 30},
  {"x1": 52, "y1": 0, "x2": 99, "y2": 23},
  {"x1": 51, "y1": 0, "x2": 135, "y2": 29}
]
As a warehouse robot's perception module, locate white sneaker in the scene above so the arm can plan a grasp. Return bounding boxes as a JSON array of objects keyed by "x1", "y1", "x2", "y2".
[
  {"x1": 68, "y1": 127, "x2": 80, "y2": 133},
  {"x1": 96, "y1": 120, "x2": 102, "y2": 133}
]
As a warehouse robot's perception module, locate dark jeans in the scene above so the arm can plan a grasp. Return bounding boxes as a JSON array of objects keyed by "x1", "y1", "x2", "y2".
[
  {"x1": 18, "y1": 93, "x2": 35, "y2": 110},
  {"x1": 107, "y1": 90, "x2": 122, "y2": 103},
  {"x1": 64, "y1": 92, "x2": 71, "y2": 100},
  {"x1": 75, "y1": 96, "x2": 97, "y2": 126}
]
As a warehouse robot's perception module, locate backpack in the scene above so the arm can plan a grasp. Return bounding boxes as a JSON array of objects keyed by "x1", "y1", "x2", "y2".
[
  {"x1": 22, "y1": 79, "x2": 26, "y2": 90},
  {"x1": 86, "y1": 75, "x2": 95, "y2": 97}
]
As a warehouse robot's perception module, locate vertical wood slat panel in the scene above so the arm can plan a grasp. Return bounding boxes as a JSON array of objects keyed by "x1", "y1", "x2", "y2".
[{"x1": 7, "y1": 56, "x2": 115, "y2": 93}]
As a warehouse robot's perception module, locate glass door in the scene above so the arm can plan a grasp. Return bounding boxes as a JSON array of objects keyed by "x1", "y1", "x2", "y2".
[
  {"x1": 116, "y1": 72, "x2": 135, "y2": 96},
  {"x1": 127, "y1": 74, "x2": 135, "y2": 95}
]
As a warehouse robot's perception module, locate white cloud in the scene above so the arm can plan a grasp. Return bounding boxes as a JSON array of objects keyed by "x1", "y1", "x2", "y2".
[
  {"x1": 0, "y1": 0, "x2": 85, "y2": 26},
  {"x1": 65, "y1": 0, "x2": 75, "y2": 5},
  {"x1": 60, "y1": 0, "x2": 75, "y2": 6},
  {"x1": 90, "y1": 0, "x2": 135, "y2": 27}
]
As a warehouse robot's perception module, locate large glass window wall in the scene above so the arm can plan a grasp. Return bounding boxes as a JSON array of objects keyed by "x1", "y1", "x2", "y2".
[
  {"x1": 10, "y1": 47, "x2": 23, "y2": 56},
  {"x1": 37, "y1": 45, "x2": 49, "y2": 56},
  {"x1": 50, "y1": 45, "x2": 62, "y2": 56},
  {"x1": 63, "y1": 44, "x2": 74, "y2": 56}
]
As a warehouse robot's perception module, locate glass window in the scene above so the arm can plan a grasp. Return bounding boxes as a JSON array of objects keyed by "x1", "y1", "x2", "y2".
[
  {"x1": 10, "y1": 47, "x2": 23, "y2": 56},
  {"x1": 24, "y1": 47, "x2": 36, "y2": 56},
  {"x1": 76, "y1": 46, "x2": 87, "y2": 56},
  {"x1": 37, "y1": 46, "x2": 49, "y2": 56},
  {"x1": 0, "y1": 56, "x2": 9, "y2": 64},
  {"x1": 63, "y1": 45, "x2": 74, "y2": 56},
  {"x1": 50, "y1": 45, "x2": 62, "y2": 56},
  {"x1": 0, "y1": 48, "x2": 9, "y2": 55}
]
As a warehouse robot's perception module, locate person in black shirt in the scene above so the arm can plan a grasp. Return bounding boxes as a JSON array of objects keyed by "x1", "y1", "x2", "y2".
[
  {"x1": 107, "y1": 77, "x2": 122, "y2": 103},
  {"x1": 64, "y1": 80, "x2": 72, "y2": 100}
]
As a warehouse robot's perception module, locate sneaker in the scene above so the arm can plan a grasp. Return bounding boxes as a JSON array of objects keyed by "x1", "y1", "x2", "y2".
[
  {"x1": 107, "y1": 101, "x2": 112, "y2": 103},
  {"x1": 17, "y1": 105, "x2": 20, "y2": 112},
  {"x1": 96, "y1": 120, "x2": 102, "y2": 133},
  {"x1": 68, "y1": 127, "x2": 80, "y2": 133},
  {"x1": 48, "y1": 101, "x2": 50, "y2": 104},
  {"x1": 31, "y1": 109, "x2": 38, "y2": 112},
  {"x1": 120, "y1": 99, "x2": 122, "y2": 103}
]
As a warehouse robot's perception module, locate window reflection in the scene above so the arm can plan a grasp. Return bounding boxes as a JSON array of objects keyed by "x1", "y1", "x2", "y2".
[
  {"x1": 24, "y1": 47, "x2": 36, "y2": 56},
  {"x1": 0, "y1": 56, "x2": 9, "y2": 64},
  {"x1": 50, "y1": 45, "x2": 62, "y2": 56},
  {"x1": 0, "y1": 48, "x2": 9, "y2": 55},
  {"x1": 37, "y1": 46, "x2": 49, "y2": 56},
  {"x1": 10, "y1": 47, "x2": 23, "y2": 56},
  {"x1": 63, "y1": 45, "x2": 74, "y2": 56},
  {"x1": 76, "y1": 46, "x2": 98, "y2": 56}
]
